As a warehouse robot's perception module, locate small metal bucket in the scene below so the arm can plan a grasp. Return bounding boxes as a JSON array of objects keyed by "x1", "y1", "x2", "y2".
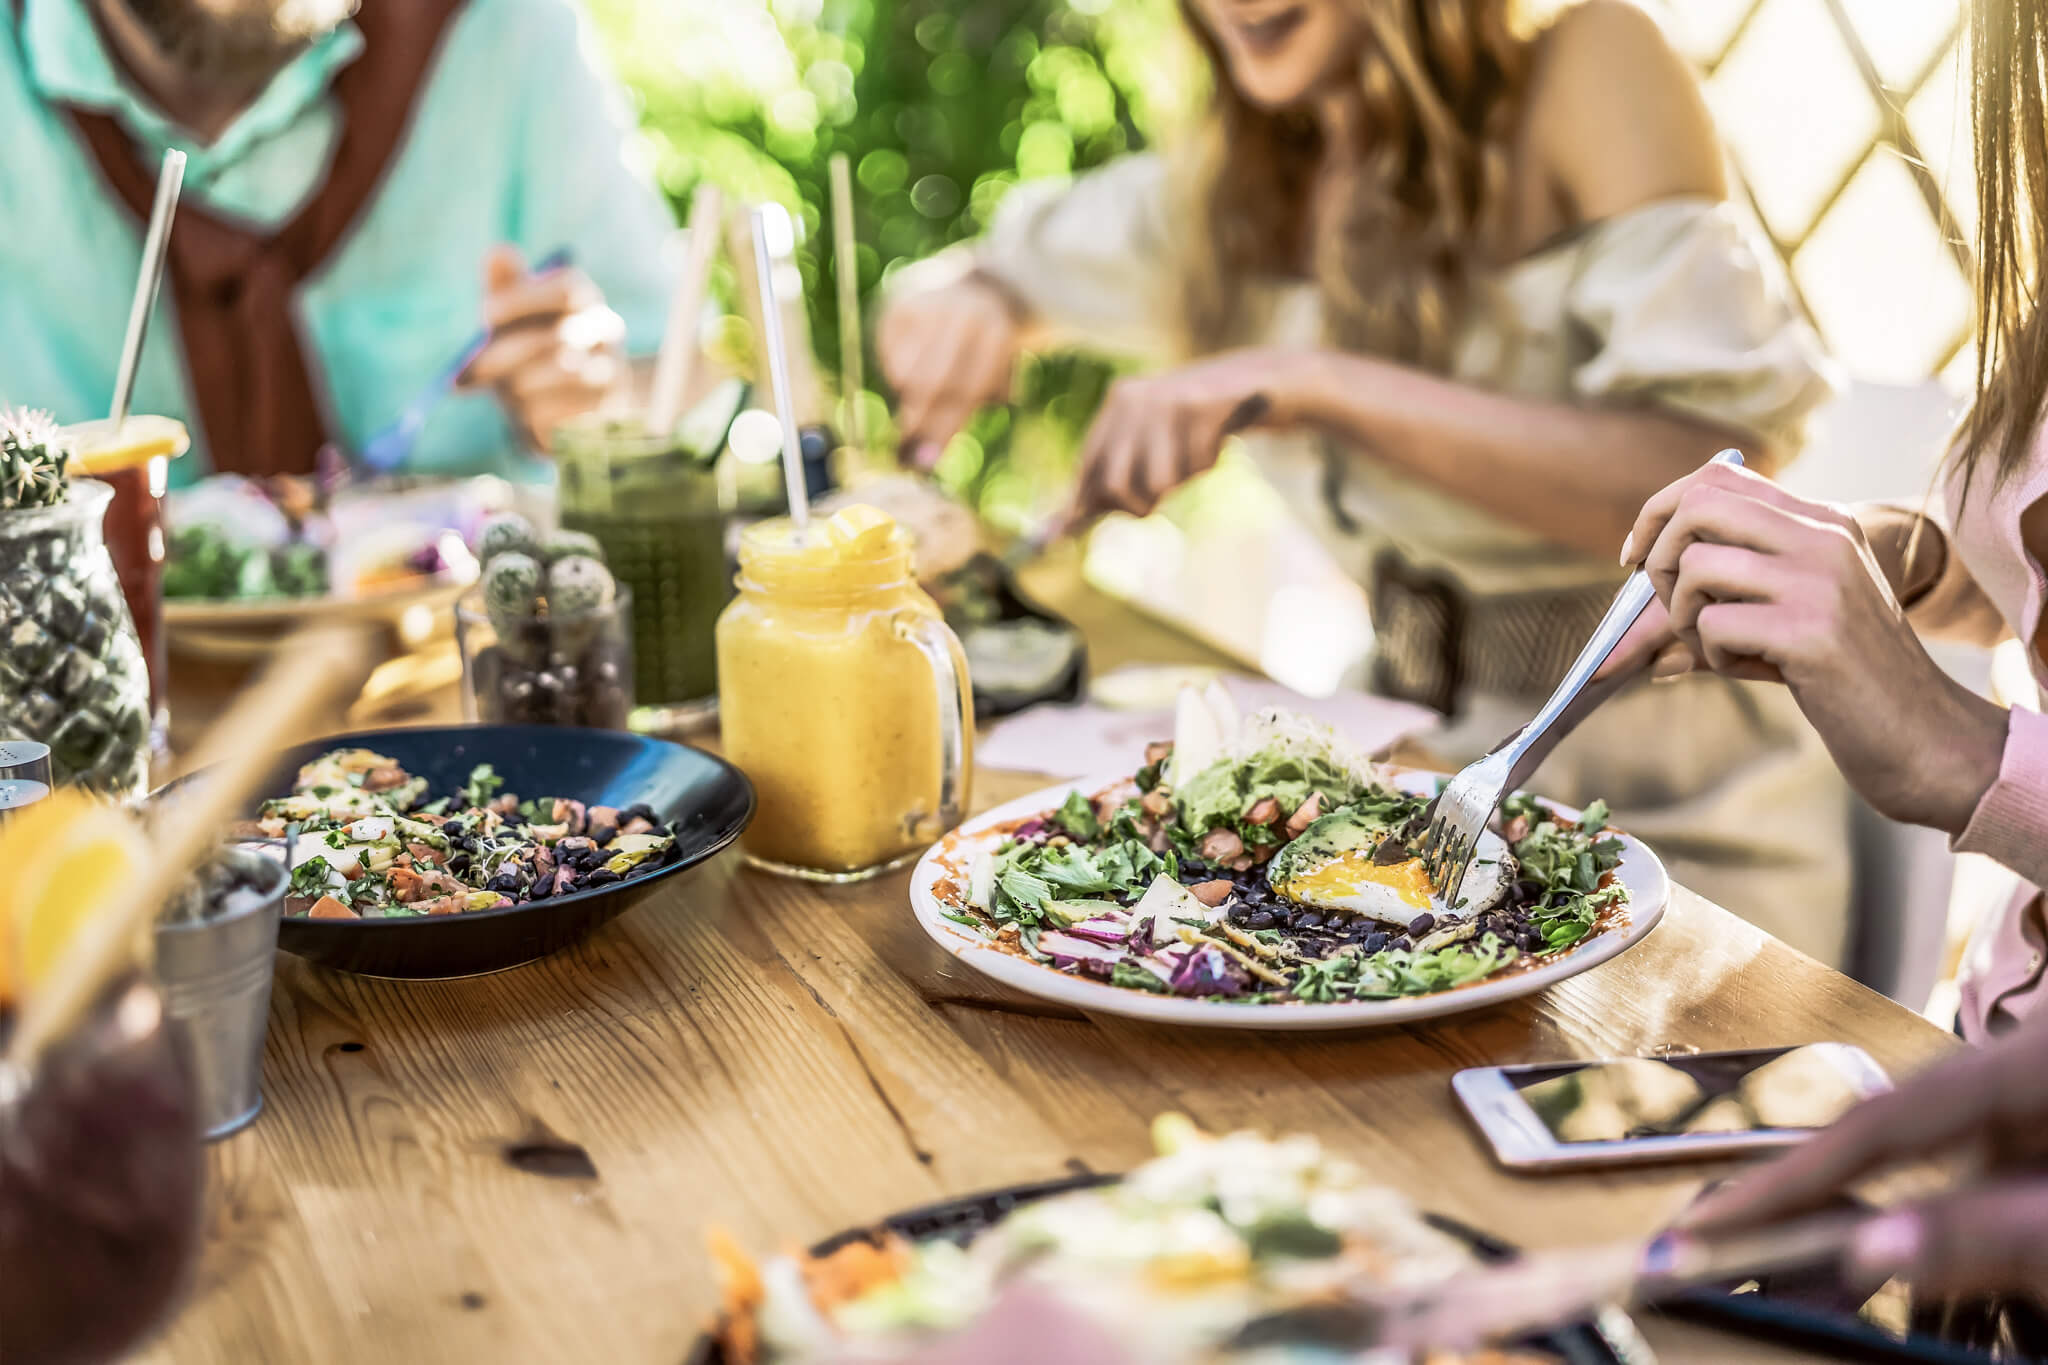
[{"x1": 154, "y1": 850, "x2": 285, "y2": 1140}]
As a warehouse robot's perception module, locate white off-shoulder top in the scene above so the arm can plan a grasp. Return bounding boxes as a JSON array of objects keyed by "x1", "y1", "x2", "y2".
[{"x1": 971, "y1": 154, "x2": 1840, "y2": 597}]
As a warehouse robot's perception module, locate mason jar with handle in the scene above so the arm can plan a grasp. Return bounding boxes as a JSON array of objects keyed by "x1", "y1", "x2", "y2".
[{"x1": 716, "y1": 504, "x2": 971, "y2": 881}]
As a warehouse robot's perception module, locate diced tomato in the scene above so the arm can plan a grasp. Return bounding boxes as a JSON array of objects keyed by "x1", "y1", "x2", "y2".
[
  {"x1": 1199, "y1": 828, "x2": 1245, "y2": 863},
  {"x1": 1285, "y1": 792, "x2": 1324, "y2": 838},
  {"x1": 308, "y1": 895, "x2": 358, "y2": 920}
]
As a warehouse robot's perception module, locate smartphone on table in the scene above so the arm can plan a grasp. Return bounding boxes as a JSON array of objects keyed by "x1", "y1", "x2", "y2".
[{"x1": 1453, "y1": 1043, "x2": 1892, "y2": 1171}]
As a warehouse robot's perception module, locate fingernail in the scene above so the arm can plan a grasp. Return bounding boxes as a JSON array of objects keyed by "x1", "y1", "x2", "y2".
[
  {"x1": 1650, "y1": 654, "x2": 1691, "y2": 683},
  {"x1": 1618, "y1": 533, "x2": 1635, "y2": 567},
  {"x1": 1849, "y1": 1211, "x2": 1924, "y2": 1279}
]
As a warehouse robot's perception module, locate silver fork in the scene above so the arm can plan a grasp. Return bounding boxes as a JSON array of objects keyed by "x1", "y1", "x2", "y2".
[{"x1": 1418, "y1": 448, "x2": 1747, "y2": 900}]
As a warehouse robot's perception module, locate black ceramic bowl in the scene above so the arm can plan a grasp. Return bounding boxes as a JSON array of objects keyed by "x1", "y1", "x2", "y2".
[{"x1": 178, "y1": 725, "x2": 753, "y2": 979}]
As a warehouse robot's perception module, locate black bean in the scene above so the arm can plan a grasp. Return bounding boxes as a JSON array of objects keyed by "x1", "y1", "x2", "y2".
[
  {"x1": 1294, "y1": 911, "x2": 1324, "y2": 930},
  {"x1": 447, "y1": 854, "x2": 471, "y2": 876},
  {"x1": 587, "y1": 823, "x2": 617, "y2": 847},
  {"x1": 584, "y1": 868, "x2": 622, "y2": 888},
  {"x1": 1407, "y1": 911, "x2": 1436, "y2": 937},
  {"x1": 1518, "y1": 930, "x2": 1542, "y2": 951},
  {"x1": 621, "y1": 803, "x2": 658, "y2": 825},
  {"x1": 1388, "y1": 936, "x2": 1411, "y2": 952},
  {"x1": 487, "y1": 870, "x2": 524, "y2": 895},
  {"x1": 527, "y1": 877, "x2": 554, "y2": 901},
  {"x1": 1244, "y1": 909, "x2": 1276, "y2": 930}
]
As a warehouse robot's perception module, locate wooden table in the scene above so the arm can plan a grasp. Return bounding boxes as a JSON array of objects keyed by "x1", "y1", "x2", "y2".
[{"x1": 145, "y1": 558, "x2": 1961, "y2": 1365}]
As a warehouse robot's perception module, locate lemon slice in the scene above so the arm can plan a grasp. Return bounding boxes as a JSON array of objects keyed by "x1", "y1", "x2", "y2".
[
  {"x1": 822, "y1": 503, "x2": 897, "y2": 555},
  {"x1": 0, "y1": 789, "x2": 150, "y2": 1005},
  {"x1": 64, "y1": 415, "x2": 191, "y2": 475}
]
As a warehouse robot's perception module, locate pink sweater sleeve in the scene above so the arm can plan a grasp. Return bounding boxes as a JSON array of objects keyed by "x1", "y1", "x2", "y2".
[{"x1": 1954, "y1": 704, "x2": 2048, "y2": 889}]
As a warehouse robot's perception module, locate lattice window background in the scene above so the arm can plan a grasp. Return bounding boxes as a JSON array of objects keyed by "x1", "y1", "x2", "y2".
[{"x1": 1652, "y1": 0, "x2": 1976, "y2": 389}]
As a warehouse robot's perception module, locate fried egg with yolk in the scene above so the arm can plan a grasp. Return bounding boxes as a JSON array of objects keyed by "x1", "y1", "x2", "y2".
[{"x1": 1272, "y1": 828, "x2": 1513, "y2": 925}]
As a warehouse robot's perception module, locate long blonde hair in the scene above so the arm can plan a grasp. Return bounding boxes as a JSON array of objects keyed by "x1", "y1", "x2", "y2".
[
  {"x1": 1955, "y1": 0, "x2": 2048, "y2": 498},
  {"x1": 1178, "y1": 0, "x2": 1534, "y2": 368}
]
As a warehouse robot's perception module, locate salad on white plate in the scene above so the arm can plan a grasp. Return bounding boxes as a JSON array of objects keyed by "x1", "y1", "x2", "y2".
[{"x1": 936, "y1": 686, "x2": 1632, "y2": 1008}]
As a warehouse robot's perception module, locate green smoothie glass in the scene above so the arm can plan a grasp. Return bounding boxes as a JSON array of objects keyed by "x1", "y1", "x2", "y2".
[{"x1": 555, "y1": 416, "x2": 729, "y2": 732}]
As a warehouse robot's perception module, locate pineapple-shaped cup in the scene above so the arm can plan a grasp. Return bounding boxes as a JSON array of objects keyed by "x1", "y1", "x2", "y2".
[{"x1": 0, "y1": 410, "x2": 152, "y2": 796}]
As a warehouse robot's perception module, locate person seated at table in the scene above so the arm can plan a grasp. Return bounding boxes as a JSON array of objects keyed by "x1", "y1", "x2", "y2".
[
  {"x1": 1616, "y1": 0, "x2": 2048, "y2": 1042},
  {"x1": 0, "y1": 0, "x2": 677, "y2": 483},
  {"x1": 880, "y1": 0, "x2": 1854, "y2": 964}
]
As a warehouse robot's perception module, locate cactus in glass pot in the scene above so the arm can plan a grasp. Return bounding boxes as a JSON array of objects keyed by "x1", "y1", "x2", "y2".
[
  {"x1": 0, "y1": 408, "x2": 153, "y2": 796},
  {"x1": 1, "y1": 408, "x2": 71, "y2": 509}
]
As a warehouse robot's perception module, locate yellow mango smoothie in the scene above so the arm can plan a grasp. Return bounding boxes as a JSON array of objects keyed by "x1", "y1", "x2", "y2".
[{"x1": 717, "y1": 505, "x2": 972, "y2": 880}]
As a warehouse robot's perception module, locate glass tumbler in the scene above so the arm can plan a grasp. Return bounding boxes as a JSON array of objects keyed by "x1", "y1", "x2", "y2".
[
  {"x1": 456, "y1": 586, "x2": 635, "y2": 729},
  {"x1": 555, "y1": 416, "x2": 728, "y2": 733}
]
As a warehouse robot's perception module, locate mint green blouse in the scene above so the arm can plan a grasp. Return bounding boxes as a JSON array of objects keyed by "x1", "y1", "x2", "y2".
[{"x1": 0, "y1": 0, "x2": 677, "y2": 486}]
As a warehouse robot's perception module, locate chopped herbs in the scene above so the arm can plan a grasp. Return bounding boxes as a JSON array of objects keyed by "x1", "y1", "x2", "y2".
[
  {"x1": 287, "y1": 859, "x2": 335, "y2": 901},
  {"x1": 1503, "y1": 794, "x2": 1627, "y2": 951},
  {"x1": 460, "y1": 763, "x2": 504, "y2": 810}
]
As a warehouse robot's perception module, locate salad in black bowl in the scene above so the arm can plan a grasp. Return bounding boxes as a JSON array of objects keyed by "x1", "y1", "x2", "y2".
[{"x1": 176, "y1": 725, "x2": 753, "y2": 978}]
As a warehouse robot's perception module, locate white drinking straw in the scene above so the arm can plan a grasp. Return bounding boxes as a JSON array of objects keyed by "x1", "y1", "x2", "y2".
[
  {"x1": 827, "y1": 153, "x2": 865, "y2": 455},
  {"x1": 749, "y1": 203, "x2": 810, "y2": 536},
  {"x1": 110, "y1": 149, "x2": 187, "y2": 430},
  {"x1": 646, "y1": 184, "x2": 725, "y2": 437}
]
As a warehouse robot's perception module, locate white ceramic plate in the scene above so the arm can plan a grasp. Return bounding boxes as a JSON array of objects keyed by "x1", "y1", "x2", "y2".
[{"x1": 909, "y1": 770, "x2": 1669, "y2": 1031}]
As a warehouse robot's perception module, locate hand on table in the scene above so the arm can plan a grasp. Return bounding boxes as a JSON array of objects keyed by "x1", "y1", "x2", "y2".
[
  {"x1": 1616, "y1": 460, "x2": 2007, "y2": 835},
  {"x1": 1061, "y1": 348, "x2": 1305, "y2": 526},
  {"x1": 460, "y1": 245, "x2": 627, "y2": 452},
  {"x1": 1685, "y1": 1008, "x2": 2048, "y2": 1302},
  {"x1": 879, "y1": 274, "x2": 1028, "y2": 470}
]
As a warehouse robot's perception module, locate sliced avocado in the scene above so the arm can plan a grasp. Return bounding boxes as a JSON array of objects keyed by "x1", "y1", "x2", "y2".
[{"x1": 1267, "y1": 806, "x2": 1404, "y2": 892}]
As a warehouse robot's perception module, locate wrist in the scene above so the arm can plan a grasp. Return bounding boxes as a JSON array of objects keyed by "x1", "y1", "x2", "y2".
[
  {"x1": 1283, "y1": 350, "x2": 1386, "y2": 429},
  {"x1": 964, "y1": 267, "x2": 1035, "y2": 329},
  {"x1": 1924, "y1": 680, "x2": 2010, "y2": 837},
  {"x1": 1858, "y1": 505, "x2": 1948, "y2": 608}
]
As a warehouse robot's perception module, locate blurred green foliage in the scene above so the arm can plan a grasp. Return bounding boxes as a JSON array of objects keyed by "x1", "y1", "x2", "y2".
[{"x1": 585, "y1": 0, "x2": 1196, "y2": 528}]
